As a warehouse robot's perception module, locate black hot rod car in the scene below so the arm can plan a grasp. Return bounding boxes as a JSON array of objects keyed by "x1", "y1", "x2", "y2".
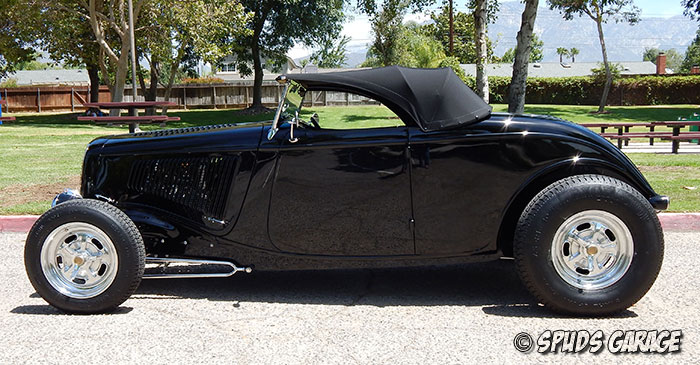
[{"x1": 25, "y1": 67, "x2": 667, "y2": 315}]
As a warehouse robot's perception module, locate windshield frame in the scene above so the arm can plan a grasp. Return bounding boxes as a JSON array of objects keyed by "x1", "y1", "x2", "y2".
[{"x1": 270, "y1": 79, "x2": 306, "y2": 135}]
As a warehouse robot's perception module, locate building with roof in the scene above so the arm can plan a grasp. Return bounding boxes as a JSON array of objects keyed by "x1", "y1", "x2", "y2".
[
  {"x1": 461, "y1": 60, "x2": 667, "y2": 78},
  {"x1": 2, "y1": 69, "x2": 90, "y2": 86}
]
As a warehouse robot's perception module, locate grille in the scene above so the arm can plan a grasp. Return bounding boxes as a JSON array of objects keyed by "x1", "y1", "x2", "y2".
[{"x1": 127, "y1": 156, "x2": 237, "y2": 219}]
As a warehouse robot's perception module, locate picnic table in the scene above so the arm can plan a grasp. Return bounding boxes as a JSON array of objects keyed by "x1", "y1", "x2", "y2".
[
  {"x1": 580, "y1": 122, "x2": 658, "y2": 147},
  {"x1": 81, "y1": 101, "x2": 179, "y2": 133},
  {"x1": 582, "y1": 120, "x2": 700, "y2": 153},
  {"x1": 651, "y1": 120, "x2": 700, "y2": 154}
]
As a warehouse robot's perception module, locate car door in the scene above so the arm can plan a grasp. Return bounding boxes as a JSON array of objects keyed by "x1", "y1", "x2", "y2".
[{"x1": 267, "y1": 125, "x2": 414, "y2": 256}]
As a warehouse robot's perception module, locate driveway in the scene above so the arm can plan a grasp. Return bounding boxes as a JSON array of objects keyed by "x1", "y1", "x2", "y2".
[{"x1": 1, "y1": 232, "x2": 697, "y2": 364}]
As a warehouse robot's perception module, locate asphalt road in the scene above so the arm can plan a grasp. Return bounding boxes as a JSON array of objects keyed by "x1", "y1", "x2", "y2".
[{"x1": 1, "y1": 232, "x2": 698, "y2": 364}]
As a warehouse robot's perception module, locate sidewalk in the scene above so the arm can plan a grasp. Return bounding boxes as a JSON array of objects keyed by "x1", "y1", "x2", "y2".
[{"x1": 2, "y1": 214, "x2": 699, "y2": 233}]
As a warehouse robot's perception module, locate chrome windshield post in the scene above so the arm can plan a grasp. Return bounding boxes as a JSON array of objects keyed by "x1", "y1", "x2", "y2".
[{"x1": 268, "y1": 77, "x2": 290, "y2": 140}]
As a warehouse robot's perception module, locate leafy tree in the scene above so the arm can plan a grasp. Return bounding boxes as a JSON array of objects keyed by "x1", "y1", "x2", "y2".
[
  {"x1": 683, "y1": 0, "x2": 700, "y2": 19},
  {"x1": 0, "y1": 1, "x2": 43, "y2": 78},
  {"x1": 362, "y1": 1, "x2": 408, "y2": 67},
  {"x1": 398, "y1": 22, "x2": 446, "y2": 68},
  {"x1": 530, "y1": 34, "x2": 544, "y2": 62},
  {"x1": 591, "y1": 62, "x2": 622, "y2": 82},
  {"x1": 501, "y1": 34, "x2": 543, "y2": 63},
  {"x1": 230, "y1": 0, "x2": 345, "y2": 112},
  {"x1": 423, "y1": 5, "x2": 492, "y2": 64},
  {"x1": 556, "y1": 47, "x2": 570, "y2": 63},
  {"x1": 0, "y1": 1, "x2": 104, "y2": 100},
  {"x1": 308, "y1": 35, "x2": 350, "y2": 68},
  {"x1": 136, "y1": 0, "x2": 249, "y2": 110},
  {"x1": 38, "y1": 1, "x2": 104, "y2": 102},
  {"x1": 438, "y1": 56, "x2": 467, "y2": 80},
  {"x1": 549, "y1": 0, "x2": 640, "y2": 113},
  {"x1": 569, "y1": 47, "x2": 579, "y2": 62},
  {"x1": 363, "y1": 20, "x2": 447, "y2": 68},
  {"x1": 508, "y1": 0, "x2": 539, "y2": 113},
  {"x1": 643, "y1": 48, "x2": 683, "y2": 73},
  {"x1": 681, "y1": 28, "x2": 700, "y2": 73}
]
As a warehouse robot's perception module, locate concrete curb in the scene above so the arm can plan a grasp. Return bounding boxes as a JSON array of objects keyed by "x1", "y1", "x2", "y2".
[{"x1": 1, "y1": 213, "x2": 700, "y2": 233}]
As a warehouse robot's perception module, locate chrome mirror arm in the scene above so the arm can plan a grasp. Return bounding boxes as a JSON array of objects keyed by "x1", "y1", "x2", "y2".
[{"x1": 289, "y1": 110, "x2": 299, "y2": 143}]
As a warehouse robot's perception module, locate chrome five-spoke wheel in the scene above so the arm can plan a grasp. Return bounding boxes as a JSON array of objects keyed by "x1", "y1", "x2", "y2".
[
  {"x1": 551, "y1": 210, "x2": 634, "y2": 290},
  {"x1": 40, "y1": 222, "x2": 119, "y2": 299}
]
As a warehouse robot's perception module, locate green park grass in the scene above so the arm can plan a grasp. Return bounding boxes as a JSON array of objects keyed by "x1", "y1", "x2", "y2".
[{"x1": 1, "y1": 104, "x2": 698, "y2": 214}]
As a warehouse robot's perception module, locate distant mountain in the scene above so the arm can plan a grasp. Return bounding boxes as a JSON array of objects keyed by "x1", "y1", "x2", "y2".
[
  {"x1": 296, "y1": 3, "x2": 698, "y2": 67},
  {"x1": 294, "y1": 43, "x2": 369, "y2": 68},
  {"x1": 492, "y1": 2, "x2": 698, "y2": 63}
]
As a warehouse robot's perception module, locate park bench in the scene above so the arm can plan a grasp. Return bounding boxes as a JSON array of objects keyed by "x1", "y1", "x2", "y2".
[{"x1": 0, "y1": 100, "x2": 15, "y2": 124}]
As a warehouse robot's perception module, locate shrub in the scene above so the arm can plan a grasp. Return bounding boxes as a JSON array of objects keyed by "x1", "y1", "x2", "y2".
[
  {"x1": 480, "y1": 75, "x2": 700, "y2": 105},
  {"x1": 0, "y1": 78, "x2": 19, "y2": 88},
  {"x1": 182, "y1": 76, "x2": 225, "y2": 85}
]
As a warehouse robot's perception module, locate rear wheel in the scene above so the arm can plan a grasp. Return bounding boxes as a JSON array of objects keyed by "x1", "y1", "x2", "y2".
[
  {"x1": 25, "y1": 199, "x2": 145, "y2": 314},
  {"x1": 514, "y1": 175, "x2": 664, "y2": 316}
]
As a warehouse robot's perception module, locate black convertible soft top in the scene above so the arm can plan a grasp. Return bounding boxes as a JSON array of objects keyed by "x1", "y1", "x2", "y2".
[{"x1": 284, "y1": 66, "x2": 492, "y2": 132}]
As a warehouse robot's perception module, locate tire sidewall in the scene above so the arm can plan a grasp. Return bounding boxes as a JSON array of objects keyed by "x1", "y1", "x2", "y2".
[
  {"x1": 25, "y1": 200, "x2": 144, "y2": 313},
  {"x1": 517, "y1": 178, "x2": 663, "y2": 315}
]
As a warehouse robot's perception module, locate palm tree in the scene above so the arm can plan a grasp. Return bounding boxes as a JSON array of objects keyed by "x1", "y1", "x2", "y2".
[
  {"x1": 556, "y1": 47, "x2": 568, "y2": 63},
  {"x1": 569, "y1": 47, "x2": 580, "y2": 63}
]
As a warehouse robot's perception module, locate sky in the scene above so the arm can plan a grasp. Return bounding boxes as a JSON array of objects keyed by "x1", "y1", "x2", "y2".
[{"x1": 287, "y1": 0, "x2": 690, "y2": 60}]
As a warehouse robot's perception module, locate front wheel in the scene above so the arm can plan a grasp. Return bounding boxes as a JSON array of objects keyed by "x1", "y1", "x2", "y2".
[
  {"x1": 514, "y1": 175, "x2": 664, "y2": 316},
  {"x1": 25, "y1": 199, "x2": 145, "y2": 314}
]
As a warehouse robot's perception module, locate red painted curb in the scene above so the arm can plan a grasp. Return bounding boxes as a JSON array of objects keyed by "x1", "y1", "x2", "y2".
[
  {"x1": 658, "y1": 213, "x2": 700, "y2": 232},
  {"x1": 1, "y1": 213, "x2": 699, "y2": 233},
  {"x1": 0, "y1": 215, "x2": 39, "y2": 233}
]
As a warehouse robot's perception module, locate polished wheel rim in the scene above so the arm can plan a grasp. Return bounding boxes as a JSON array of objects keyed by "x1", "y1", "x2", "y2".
[
  {"x1": 40, "y1": 222, "x2": 118, "y2": 299},
  {"x1": 551, "y1": 210, "x2": 633, "y2": 290}
]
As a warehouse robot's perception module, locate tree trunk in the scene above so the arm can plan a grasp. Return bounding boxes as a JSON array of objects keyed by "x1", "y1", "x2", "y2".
[
  {"x1": 87, "y1": 63, "x2": 100, "y2": 103},
  {"x1": 112, "y1": 46, "x2": 130, "y2": 103},
  {"x1": 596, "y1": 17, "x2": 611, "y2": 113},
  {"x1": 148, "y1": 62, "x2": 158, "y2": 102},
  {"x1": 474, "y1": 0, "x2": 489, "y2": 103},
  {"x1": 250, "y1": 39, "x2": 264, "y2": 109},
  {"x1": 507, "y1": 0, "x2": 539, "y2": 114},
  {"x1": 110, "y1": 49, "x2": 130, "y2": 116},
  {"x1": 162, "y1": 48, "x2": 186, "y2": 114}
]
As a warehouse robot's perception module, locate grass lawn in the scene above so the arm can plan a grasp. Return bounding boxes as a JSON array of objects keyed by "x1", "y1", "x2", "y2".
[{"x1": 1, "y1": 103, "x2": 698, "y2": 214}]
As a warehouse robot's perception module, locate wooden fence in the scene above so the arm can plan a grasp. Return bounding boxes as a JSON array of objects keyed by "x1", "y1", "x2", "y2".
[{"x1": 1, "y1": 82, "x2": 379, "y2": 113}]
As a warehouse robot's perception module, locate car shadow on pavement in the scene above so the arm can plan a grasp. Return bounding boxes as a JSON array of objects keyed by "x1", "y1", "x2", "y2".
[
  {"x1": 11, "y1": 305, "x2": 133, "y2": 315},
  {"x1": 133, "y1": 259, "x2": 637, "y2": 319}
]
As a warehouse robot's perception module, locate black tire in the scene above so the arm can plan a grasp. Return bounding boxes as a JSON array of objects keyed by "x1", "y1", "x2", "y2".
[
  {"x1": 514, "y1": 174, "x2": 664, "y2": 316},
  {"x1": 25, "y1": 199, "x2": 145, "y2": 314}
]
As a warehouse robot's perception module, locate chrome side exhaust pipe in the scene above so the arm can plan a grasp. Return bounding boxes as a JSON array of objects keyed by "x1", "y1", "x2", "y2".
[{"x1": 144, "y1": 257, "x2": 252, "y2": 279}]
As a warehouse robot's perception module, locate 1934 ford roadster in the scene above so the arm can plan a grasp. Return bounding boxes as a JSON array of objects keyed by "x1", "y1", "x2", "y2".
[{"x1": 24, "y1": 67, "x2": 667, "y2": 315}]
